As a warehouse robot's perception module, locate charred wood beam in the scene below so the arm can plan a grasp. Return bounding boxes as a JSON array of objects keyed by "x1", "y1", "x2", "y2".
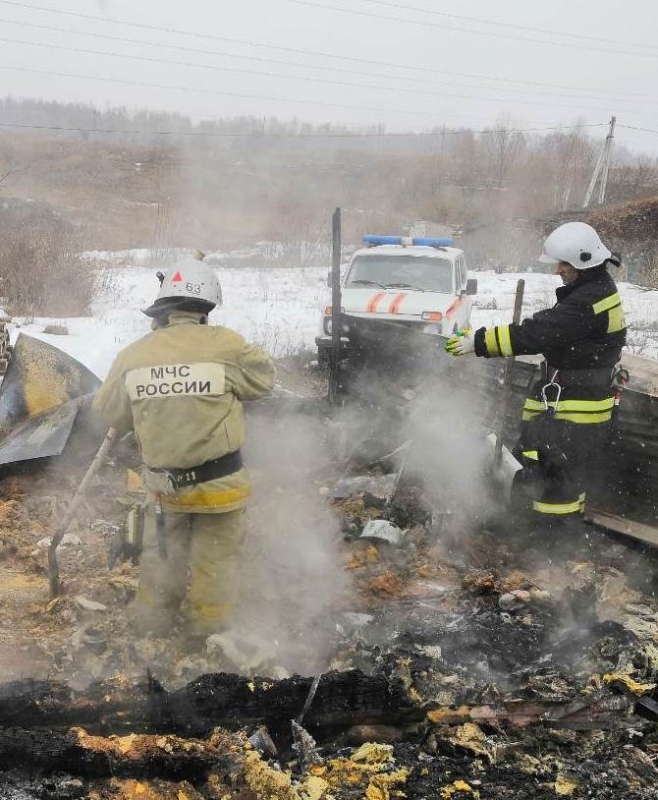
[
  {"x1": 426, "y1": 693, "x2": 637, "y2": 730},
  {"x1": 0, "y1": 726, "x2": 238, "y2": 781},
  {"x1": 0, "y1": 670, "x2": 421, "y2": 737},
  {"x1": 0, "y1": 671, "x2": 643, "y2": 750}
]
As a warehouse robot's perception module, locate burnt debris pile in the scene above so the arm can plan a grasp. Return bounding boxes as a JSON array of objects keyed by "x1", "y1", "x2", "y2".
[{"x1": 1, "y1": 361, "x2": 658, "y2": 798}]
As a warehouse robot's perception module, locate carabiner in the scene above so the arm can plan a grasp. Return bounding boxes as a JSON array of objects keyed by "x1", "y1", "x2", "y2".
[{"x1": 541, "y1": 380, "x2": 562, "y2": 416}]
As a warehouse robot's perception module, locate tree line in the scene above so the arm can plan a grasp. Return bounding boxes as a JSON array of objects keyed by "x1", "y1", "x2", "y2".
[{"x1": 1, "y1": 97, "x2": 657, "y2": 315}]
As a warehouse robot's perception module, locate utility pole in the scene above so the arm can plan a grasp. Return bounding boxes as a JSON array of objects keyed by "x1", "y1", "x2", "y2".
[{"x1": 583, "y1": 116, "x2": 616, "y2": 208}]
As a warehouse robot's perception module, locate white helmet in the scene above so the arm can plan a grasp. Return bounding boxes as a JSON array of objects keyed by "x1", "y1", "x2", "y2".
[
  {"x1": 538, "y1": 222, "x2": 612, "y2": 270},
  {"x1": 143, "y1": 258, "x2": 222, "y2": 317}
]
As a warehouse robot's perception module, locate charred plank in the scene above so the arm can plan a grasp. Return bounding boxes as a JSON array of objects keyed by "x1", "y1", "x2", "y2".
[
  {"x1": 0, "y1": 726, "x2": 237, "y2": 781},
  {"x1": 0, "y1": 670, "x2": 420, "y2": 736}
]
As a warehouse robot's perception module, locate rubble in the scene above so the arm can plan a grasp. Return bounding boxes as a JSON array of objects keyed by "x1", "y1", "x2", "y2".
[{"x1": 0, "y1": 356, "x2": 658, "y2": 797}]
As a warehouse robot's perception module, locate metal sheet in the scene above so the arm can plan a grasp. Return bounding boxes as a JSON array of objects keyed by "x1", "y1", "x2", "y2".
[
  {"x1": 0, "y1": 399, "x2": 80, "y2": 466},
  {"x1": 0, "y1": 333, "x2": 101, "y2": 439}
]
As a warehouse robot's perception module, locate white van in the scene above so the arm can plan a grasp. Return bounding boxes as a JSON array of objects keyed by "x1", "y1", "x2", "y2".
[{"x1": 316, "y1": 235, "x2": 476, "y2": 364}]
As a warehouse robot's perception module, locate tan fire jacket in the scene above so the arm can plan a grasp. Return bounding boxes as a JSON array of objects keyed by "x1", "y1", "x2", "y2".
[{"x1": 93, "y1": 311, "x2": 276, "y2": 513}]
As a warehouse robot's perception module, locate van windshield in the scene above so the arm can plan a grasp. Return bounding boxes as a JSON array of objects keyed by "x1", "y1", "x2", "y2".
[{"x1": 346, "y1": 255, "x2": 454, "y2": 293}]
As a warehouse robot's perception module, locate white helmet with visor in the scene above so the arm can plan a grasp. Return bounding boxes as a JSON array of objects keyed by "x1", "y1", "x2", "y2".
[
  {"x1": 143, "y1": 258, "x2": 222, "y2": 317},
  {"x1": 539, "y1": 222, "x2": 613, "y2": 270}
]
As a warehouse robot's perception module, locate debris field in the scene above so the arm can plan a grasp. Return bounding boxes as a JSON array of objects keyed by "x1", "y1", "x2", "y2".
[{"x1": 0, "y1": 354, "x2": 658, "y2": 799}]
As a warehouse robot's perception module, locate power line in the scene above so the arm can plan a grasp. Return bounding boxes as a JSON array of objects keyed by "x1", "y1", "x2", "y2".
[
  {"x1": 356, "y1": 0, "x2": 658, "y2": 52},
  {"x1": 0, "y1": 4, "x2": 648, "y2": 101},
  {"x1": 0, "y1": 35, "x2": 641, "y2": 115},
  {"x1": 288, "y1": 0, "x2": 658, "y2": 59},
  {"x1": 618, "y1": 124, "x2": 658, "y2": 136},
  {"x1": 0, "y1": 64, "x2": 554, "y2": 121},
  {"x1": 0, "y1": 119, "x2": 609, "y2": 138}
]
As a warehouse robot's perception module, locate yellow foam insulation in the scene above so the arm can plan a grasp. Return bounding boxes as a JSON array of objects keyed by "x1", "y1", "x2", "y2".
[
  {"x1": 365, "y1": 769, "x2": 410, "y2": 800},
  {"x1": 310, "y1": 745, "x2": 408, "y2": 796},
  {"x1": 93, "y1": 780, "x2": 204, "y2": 800},
  {"x1": 449, "y1": 723, "x2": 492, "y2": 762},
  {"x1": 242, "y1": 750, "x2": 298, "y2": 800},
  {"x1": 555, "y1": 774, "x2": 580, "y2": 796},
  {"x1": 603, "y1": 673, "x2": 657, "y2": 695},
  {"x1": 352, "y1": 743, "x2": 394, "y2": 764},
  {"x1": 299, "y1": 775, "x2": 330, "y2": 800},
  {"x1": 441, "y1": 779, "x2": 479, "y2": 798}
]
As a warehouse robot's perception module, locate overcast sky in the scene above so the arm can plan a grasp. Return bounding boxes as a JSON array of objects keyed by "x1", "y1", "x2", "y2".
[{"x1": 1, "y1": 0, "x2": 657, "y2": 155}]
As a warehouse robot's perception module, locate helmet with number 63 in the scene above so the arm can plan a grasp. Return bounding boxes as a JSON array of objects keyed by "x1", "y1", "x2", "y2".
[{"x1": 143, "y1": 258, "x2": 223, "y2": 318}]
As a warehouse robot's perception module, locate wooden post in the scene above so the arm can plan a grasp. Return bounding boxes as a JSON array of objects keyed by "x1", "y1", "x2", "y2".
[
  {"x1": 328, "y1": 207, "x2": 343, "y2": 404},
  {"x1": 494, "y1": 279, "x2": 525, "y2": 464}
]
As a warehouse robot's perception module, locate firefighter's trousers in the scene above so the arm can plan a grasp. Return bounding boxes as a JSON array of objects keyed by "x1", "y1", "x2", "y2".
[
  {"x1": 512, "y1": 415, "x2": 611, "y2": 522},
  {"x1": 133, "y1": 505, "x2": 246, "y2": 637}
]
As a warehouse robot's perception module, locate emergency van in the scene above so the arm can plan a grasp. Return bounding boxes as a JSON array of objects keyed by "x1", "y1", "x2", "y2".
[{"x1": 316, "y1": 235, "x2": 477, "y2": 365}]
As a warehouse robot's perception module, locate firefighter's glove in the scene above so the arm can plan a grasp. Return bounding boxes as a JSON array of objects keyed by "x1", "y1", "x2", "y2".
[{"x1": 445, "y1": 329, "x2": 475, "y2": 357}]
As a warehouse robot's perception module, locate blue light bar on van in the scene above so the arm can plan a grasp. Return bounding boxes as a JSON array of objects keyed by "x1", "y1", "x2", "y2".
[{"x1": 363, "y1": 235, "x2": 453, "y2": 248}]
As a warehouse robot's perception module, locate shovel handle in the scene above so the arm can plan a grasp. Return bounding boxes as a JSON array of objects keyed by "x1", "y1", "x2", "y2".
[
  {"x1": 495, "y1": 279, "x2": 525, "y2": 461},
  {"x1": 48, "y1": 426, "x2": 117, "y2": 598}
]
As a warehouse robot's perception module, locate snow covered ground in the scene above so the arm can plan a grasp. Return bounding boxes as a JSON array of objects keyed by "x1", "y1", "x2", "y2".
[{"x1": 9, "y1": 250, "x2": 658, "y2": 379}]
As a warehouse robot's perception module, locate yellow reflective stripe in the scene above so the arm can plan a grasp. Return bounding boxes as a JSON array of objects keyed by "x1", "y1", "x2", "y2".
[
  {"x1": 607, "y1": 304, "x2": 626, "y2": 333},
  {"x1": 497, "y1": 325, "x2": 513, "y2": 357},
  {"x1": 484, "y1": 328, "x2": 500, "y2": 356},
  {"x1": 554, "y1": 410, "x2": 612, "y2": 423},
  {"x1": 522, "y1": 409, "x2": 611, "y2": 423},
  {"x1": 522, "y1": 450, "x2": 539, "y2": 461},
  {"x1": 164, "y1": 485, "x2": 251, "y2": 510},
  {"x1": 523, "y1": 397, "x2": 614, "y2": 413},
  {"x1": 592, "y1": 292, "x2": 621, "y2": 314},
  {"x1": 533, "y1": 497, "x2": 583, "y2": 514}
]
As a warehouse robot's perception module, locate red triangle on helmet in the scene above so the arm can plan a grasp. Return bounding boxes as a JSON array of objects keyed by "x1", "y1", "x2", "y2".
[{"x1": 171, "y1": 271, "x2": 183, "y2": 282}]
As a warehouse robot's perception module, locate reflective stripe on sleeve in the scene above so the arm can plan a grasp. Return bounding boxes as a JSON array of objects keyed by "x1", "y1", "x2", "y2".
[
  {"x1": 484, "y1": 324, "x2": 513, "y2": 357},
  {"x1": 497, "y1": 324, "x2": 513, "y2": 357},
  {"x1": 484, "y1": 328, "x2": 500, "y2": 356},
  {"x1": 522, "y1": 450, "x2": 539, "y2": 461}
]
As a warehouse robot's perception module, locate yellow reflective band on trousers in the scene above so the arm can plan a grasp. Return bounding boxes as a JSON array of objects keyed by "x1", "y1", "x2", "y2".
[
  {"x1": 533, "y1": 493, "x2": 586, "y2": 515},
  {"x1": 484, "y1": 325, "x2": 513, "y2": 357},
  {"x1": 522, "y1": 396, "x2": 614, "y2": 423},
  {"x1": 592, "y1": 292, "x2": 626, "y2": 334},
  {"x1": 522, "y1": 450, "x2": 539, "y2": 461}
]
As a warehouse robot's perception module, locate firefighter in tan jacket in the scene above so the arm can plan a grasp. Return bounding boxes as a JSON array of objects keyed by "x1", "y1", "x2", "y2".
[{"x1": 93, "y1": 258, "x2": 276, "y2": 637}]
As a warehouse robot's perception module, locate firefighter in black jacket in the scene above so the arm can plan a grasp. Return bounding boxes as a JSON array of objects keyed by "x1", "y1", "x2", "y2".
[{"x1": 445, "y1": 222, "x2": 627, "y2": 523}]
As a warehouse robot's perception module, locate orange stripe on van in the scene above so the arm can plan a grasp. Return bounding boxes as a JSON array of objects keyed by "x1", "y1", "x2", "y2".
[
  {"x1": 367, "y1": 292, "x2": 386, "y2": 312},
  {"x1": 445, "y1": 296, "x2": 463, "y2": 318},
  {"x1": 388, "y1": 293, "x2": 406, "y2": 314}
]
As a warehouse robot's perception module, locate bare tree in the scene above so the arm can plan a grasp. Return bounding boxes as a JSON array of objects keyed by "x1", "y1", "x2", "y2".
[{"x1": 483, "y1": 114, "x2": 525, "y2": 190}]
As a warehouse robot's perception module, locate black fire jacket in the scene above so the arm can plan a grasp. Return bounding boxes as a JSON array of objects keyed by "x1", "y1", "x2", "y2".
[
  {"x1": 474, "y1": 266, "x2": 626, "y2": 370},
  {"x1": 474, "y1": 266, "x2": 626, "y2": 422}
]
